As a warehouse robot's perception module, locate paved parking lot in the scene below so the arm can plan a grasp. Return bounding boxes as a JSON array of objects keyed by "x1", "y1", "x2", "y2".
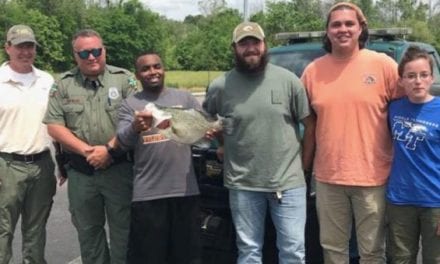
[
  {"x1": 12, "y1": 183, "x2": 81, "y2": 264},
  {"x1": 11, "y1": 179, "x2": 423, "y2": 263}
]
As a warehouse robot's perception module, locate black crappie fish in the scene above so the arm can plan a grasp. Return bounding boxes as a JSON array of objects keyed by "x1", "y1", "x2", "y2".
[{"x1": 144, "y1": 103, "x2": 222, "y2": 145}]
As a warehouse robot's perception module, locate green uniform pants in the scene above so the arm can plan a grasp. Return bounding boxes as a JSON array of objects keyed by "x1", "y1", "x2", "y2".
[
  {"x1": 0, "y1": 152, "x2": 56, "y2": 264},
  {"x1": 68, "y1": 161, "x2": 132, "y2": 264}
]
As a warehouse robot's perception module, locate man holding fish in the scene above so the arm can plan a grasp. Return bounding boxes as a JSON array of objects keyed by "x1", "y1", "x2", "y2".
[{"x1": 117, "y1": 51, "x2": 202, "y2": 264}]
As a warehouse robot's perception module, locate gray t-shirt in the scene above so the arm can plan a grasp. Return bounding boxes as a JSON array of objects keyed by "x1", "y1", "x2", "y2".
[
  {"x1": 117, "y1": 88, "x2": 200, "y2": 202},
  {"x1": 203, "y1": 63, "x2": 310, "y2": 192}
]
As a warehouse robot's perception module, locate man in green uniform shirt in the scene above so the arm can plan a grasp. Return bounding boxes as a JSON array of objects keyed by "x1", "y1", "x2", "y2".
[{"x1": 43, "y1": 29, "x2": 137, "y2": 264}]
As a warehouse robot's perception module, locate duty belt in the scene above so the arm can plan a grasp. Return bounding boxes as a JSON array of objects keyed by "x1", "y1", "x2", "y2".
[{"x1": 0, "y1": 150, "x2": 50, "y2": 164}]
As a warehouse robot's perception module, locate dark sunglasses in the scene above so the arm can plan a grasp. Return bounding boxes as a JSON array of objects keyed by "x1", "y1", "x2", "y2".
[{"x1": 76, "y1": 48, "x2": 103, "y2": 59}]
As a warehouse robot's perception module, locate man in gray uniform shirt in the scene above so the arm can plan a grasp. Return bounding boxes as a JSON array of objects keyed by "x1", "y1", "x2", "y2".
[{"x1": 117, "y1": 52, "x2": 201, "y2": 264}]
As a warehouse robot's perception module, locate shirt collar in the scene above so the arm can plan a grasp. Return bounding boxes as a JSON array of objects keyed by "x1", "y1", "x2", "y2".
[
  {"x1": 78, "y1": 66, "x2": 106, "y2": 87},
  {"x1": 0, "y1": 61, "x2": 40, "y2": 83}
]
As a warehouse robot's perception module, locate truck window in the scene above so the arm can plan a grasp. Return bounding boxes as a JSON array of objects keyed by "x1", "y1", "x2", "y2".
[
  {"x1": 269, "y1": 50, "x2": 325, "y2": 76},
  {"x1": 429, "y1": 52, "x2": 440, "y2": 83}
]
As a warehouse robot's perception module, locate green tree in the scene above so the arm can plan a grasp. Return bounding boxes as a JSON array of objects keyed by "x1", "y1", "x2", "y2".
[
  {"x1": 162, "y1": 19, "x2": 194, "y2": 69},
  {"x1": 397, "y1": 0, "x2": 428, "y2": 21},
  {"x1": 84, "y1": 0, "x2": 165, "y2": 70},
  {"x1": 429, "y1": 13, "x2": 440, "y2": 50},
  {"x1": 2, "y1": 0, "x2": 440, "y2": 72},
  {"x1": 0, "y1": 1, "x2": 64, "y2": 72},
  {"x1": 402, "y1": 20, "x2": 435, "y2": 44},
  {"x1": 183, "y1": 14, "x2": 204, "y2": 25},
  {"x1": 47, "y1": 0, "x2": 87, "y2": 70},
  {"x1": 175, "y1": 8, "x2": 241, "y2": 71},
  {"x1": 28, "y1": 10, "x2": 65, "y2": 72},
  {"x1": 263, "y1": 0, "x2": 324, "y2": 45},
  {"x1": 5, "y1": 0, "x2": 87, "y2": 70},
  {"x1": 374, "y1": 0, "x2": 392, "y2": 25},
  {"x1": 198, "y1": 0, "x2": 227, "y2": 16},
  {"x1": 375, "y1": 0, "x2": 429, "y2": 26},
  {"x1": 351, "y1": 0, "x2": 381, "y2": 26}
]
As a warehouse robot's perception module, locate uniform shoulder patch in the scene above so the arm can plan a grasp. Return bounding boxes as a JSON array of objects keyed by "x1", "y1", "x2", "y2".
[
  {"x1": 128, "y1": 76, "x2": 138, "y2": 90},
  {"x1": 49, "y1": 83, "x2": 59, "y2": 97}
]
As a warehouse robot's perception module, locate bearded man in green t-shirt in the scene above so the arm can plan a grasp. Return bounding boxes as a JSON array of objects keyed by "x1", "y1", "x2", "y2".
[{"x1": 203, "y1": 21, "x2": 315, "y2": 264}]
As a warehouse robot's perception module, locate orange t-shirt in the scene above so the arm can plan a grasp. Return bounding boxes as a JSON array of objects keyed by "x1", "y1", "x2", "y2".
[{"x1": 301, "y1": 49, "x2": 403, "y2": 186}]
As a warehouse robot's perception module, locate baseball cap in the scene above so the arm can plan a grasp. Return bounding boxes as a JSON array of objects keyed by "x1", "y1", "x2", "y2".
[
  {"x1": 232, "y1": 22, "x2": 265, "y2": 43},
  {"x1": 6, "y1": 25, "x2": 38, "y2": 45}
]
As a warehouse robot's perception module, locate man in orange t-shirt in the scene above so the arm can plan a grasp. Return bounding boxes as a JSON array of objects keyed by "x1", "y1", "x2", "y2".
[{"x1": 301, "y1": 2, "x2": 402, "y2": 264}]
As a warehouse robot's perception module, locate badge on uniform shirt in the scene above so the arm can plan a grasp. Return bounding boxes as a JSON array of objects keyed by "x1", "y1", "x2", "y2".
[{"x1": 108, "y1": 87, "x2": 120, "y2": 99}]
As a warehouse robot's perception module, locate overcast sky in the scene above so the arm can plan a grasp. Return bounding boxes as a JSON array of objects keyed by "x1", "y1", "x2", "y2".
[
  {"x1": 140, "y1": 0, "x2": 265, "y2": 21},
  {"x1": 141, "y1": 0, "x2": 439, "y2": 21}
]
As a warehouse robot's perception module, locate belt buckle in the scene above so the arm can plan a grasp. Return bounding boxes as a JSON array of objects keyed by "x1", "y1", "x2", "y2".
[{"x1": 23, "y1": 155, "x2": 35, "y2": 164}]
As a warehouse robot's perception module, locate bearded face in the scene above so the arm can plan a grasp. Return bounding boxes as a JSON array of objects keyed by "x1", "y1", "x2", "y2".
[{"x1": 233, "y1": 37, "x2": 268, "y2": 73}]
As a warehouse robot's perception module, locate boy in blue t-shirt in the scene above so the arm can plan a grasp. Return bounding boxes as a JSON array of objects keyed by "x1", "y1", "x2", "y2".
[{"x1": 387, "y1": 46, "x2": 440, "y2": 263}]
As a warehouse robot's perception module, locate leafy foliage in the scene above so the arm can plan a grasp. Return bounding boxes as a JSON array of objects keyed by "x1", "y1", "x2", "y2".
[
  {"x1": 175, "y1": 8, "x2": 241, "y2": 70},
  {"x1": 165, "y1": 70, "x2": 223, "y2": 91},
  {"x1": 83, "y1": 1, "x2": 166, "y2": 71},
  {"x1": 0, "y1": 2, "x2": 65, "y2": 72},
  {"x1": 0, "y1": 0, "x2": 440, "y2": 72},
  {"x1": 263, "y1": 0, "x2": 324, "y2": 46}
]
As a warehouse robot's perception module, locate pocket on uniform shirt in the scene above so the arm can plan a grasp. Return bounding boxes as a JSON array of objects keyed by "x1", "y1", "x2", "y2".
[{"x1": 62, "y1": 104, "x2": 84, "y2": 129}]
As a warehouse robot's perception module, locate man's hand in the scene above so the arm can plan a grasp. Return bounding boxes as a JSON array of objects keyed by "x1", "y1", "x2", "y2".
[
  {"x1": 156, "y1": 119, "x2": 171, "y2": 129},
  {"x1": 85, "y1": 145, "x2": 112, "y2": 169},
  {"x1": 205, "y1": 128, "x2": 222, "y2": 140},
  {"x1": 58, "y1": 175, "x2": 67, "y2": 186},
  {"x1": 133, "y1": 111, "x2": 153, "y2": 133}
]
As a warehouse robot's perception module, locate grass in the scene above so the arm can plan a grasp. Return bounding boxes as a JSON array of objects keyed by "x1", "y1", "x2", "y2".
[
  {"x1": 36, "y1": 69, "x2": 224, "y2": 94},
  {"x1": 165, "y1": 71, "x2": 223, "y2": 92}
]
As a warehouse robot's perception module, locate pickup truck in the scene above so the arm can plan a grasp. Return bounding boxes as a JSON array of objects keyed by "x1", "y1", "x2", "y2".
[
  {"x1": 270, "y1": 27, "x2": 440, "y2": 95},
  {"x1": 195, "y1": 28, "x2": 436, "y2": 264}
]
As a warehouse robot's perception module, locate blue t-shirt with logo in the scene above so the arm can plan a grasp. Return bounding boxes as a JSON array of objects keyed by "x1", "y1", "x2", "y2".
[{"x1": 387, "y1": 96, "x2": 440, "y2": 207}]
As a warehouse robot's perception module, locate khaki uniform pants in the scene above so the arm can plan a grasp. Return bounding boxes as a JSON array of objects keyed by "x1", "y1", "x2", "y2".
[
  {"x1": 0, "y1": 153, "x2": 56, "y2": 264},
  {"x1": 68, "y1": 161, "x2": 132, "y2": 264},
  {"x1": 316, "y1": 181, "x2": 387, "y2": 264},
  {"x1": 387, "y1": 203, "x2": 440, "y2": 264}
]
